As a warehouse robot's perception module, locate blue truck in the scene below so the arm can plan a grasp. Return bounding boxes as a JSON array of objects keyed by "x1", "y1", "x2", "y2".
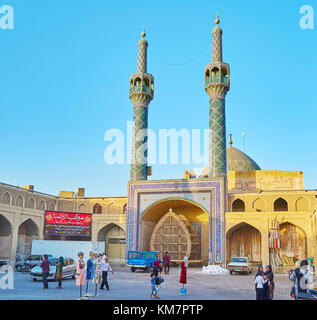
[{"x1": 127, "y1": 251, "x2": 160, "y2": 272}]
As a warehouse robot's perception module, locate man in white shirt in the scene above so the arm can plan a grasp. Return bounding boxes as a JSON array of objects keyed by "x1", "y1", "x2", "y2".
[
  {"x1": 255, "y1": 271, "x2": 267, "y2": 300},
  {"x1": 100, "y1": 257, "x2": 114, "y2": 290}
]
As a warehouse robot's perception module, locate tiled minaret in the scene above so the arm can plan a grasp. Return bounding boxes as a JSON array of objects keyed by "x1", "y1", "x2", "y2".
[
  {"x1": 204, "y1": 15, "x2": 230, "y2": 178},
  {"x1": 129, "y1": 29, "x2": 154, "y2": 181}
]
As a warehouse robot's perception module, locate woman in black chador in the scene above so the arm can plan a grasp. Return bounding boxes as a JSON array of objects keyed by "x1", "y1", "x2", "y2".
[{"x1": 263, "y1": 265, "x2": 275, "y2": 300}]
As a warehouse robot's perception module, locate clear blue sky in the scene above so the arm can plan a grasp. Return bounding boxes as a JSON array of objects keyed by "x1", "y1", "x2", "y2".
[{"x1": 0, "y1": 0, "x2": 316, "y2": 196}]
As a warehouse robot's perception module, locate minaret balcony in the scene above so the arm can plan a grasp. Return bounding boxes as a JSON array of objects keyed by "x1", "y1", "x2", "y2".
[
  {"x1": 129, "y1": 73, "x2": 154, "y2": 99},
  {"x1": 130, "y1": 86, "x2": 153, "y2": 96},
  {"x1": 205, "y1": 75, "x2": 229, "y2": 87},
  {"x1": 129, "y1": 86, "x2": 154, "y2": 100},
  {"x1": 204, "y1": 62, "x2": 230, "y2": 89}
]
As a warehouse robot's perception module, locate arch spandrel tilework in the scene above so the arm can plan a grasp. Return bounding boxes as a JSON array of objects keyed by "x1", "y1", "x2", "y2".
[
  {"x1": 127, "y1": 179, "x2": 226, "y2": 264},
  {"x1": 139, "y1": 192, "x2": 211, "y2": 214}
]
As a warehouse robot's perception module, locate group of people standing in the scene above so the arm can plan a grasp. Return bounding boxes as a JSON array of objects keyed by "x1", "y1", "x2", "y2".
[
  {"x1": 40, "y1": 255, "x2": 64, "y2": 290},
  {"x1": 40, "y1": 251, "x2": 113, "y2": 298},
  {"x1": 255, "y1": 259, "x2": 315, "y2": 300},
  {"x1": 75, "y1": 251, "x2": 114, "y2": 297},
  {"x1": 254, "y1": 265, "x2": 275, "y2": 300}
]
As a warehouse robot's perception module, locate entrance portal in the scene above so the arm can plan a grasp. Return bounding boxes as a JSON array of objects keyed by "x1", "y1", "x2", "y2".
[
  {"x1": 150, "y1": 210, "x2": 199, "y2": 261},
  {"x1": 226, "y1": 223, "x2": 262, "y2": 265},
  {"x1": 141, "y1": 199, "x2": 209, "y2": 263},
  {"x1": 98, "y1": 224, "x2": 126, "y2": 264},
  {"x1": 279, "y1": 222, "x2": 307, "y2": 265}
]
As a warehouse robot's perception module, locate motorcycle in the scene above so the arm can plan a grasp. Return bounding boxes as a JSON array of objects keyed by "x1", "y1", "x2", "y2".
[
  {"x1": 20, "y1": 262, "x2": 31, "y2": 273},
  {"x1": 289, "y1": 269, "x2": 317, "y2": 300}
]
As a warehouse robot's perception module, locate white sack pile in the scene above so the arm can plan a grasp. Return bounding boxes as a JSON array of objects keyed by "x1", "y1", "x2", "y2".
[{"x1": 201, "y1": 265, "x2": 229, "y2": 274}]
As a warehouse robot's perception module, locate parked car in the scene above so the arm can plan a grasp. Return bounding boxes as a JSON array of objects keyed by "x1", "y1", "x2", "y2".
[
  {"x1": 30, "y1": 257, "x2": 76, "y2": 281},
  {"x1": 227, "y1": 257, "x2": 252, "y2": 275},
  {"x1": 127, "y1": 251, "x2": 161, "y2": 272},
  {"x1": 16, "y1": 254, "x2": 52, "y2": 272}
]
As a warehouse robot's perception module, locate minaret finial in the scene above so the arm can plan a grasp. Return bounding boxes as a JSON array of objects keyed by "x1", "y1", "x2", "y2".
[
  {"x1": 141, "y1": 27, "x2": 146, "y2": 38},
  {"x1": 215, "y1": 13, "x2": 220, "y2": 25},
  {"x1": 229, "y1": 134, "x2": 233, "y2": 146}
]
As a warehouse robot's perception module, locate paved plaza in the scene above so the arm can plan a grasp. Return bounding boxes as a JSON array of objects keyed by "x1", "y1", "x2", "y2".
[{"x1": 0, "y1": 266, "x2": 293, "y2": 300}]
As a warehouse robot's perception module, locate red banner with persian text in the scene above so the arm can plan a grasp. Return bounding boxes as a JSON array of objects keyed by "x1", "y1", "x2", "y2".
[{"x1": 44, "y1": 211, "x2": 92, "y2": 238}]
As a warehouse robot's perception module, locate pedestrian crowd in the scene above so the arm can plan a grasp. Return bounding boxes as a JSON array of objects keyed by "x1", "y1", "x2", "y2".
[
  {"x1": 39, "y1": 252, "x2": 315, "y2": 300},
  {"x1": 39, "y1": 251, "x2": 114, "y2": 298},
  {"x1": 255, "y1": 259, "x2": 315, "y2": 300},
  {"x1": 39, "y1": 250, "x2": 188, "y2": 299}
]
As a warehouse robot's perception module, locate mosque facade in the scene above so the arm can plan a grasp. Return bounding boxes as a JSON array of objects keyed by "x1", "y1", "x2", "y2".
[
  {"x1": 0, "y1": 17, "x2": 316, "y2": 270},
  {"x1": 126, "y1": 16, "x2": 317, "y2": 268}
]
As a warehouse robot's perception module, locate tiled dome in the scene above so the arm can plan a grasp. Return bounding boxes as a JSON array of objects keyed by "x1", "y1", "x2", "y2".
[{"x1": 200, "y1": 145, "x2": 261, "y2": 177}]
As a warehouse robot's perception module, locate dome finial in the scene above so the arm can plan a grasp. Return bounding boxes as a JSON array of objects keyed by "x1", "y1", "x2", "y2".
[
  {"x1": 215, "y1": 13, "x2": 220, "y2": 25},
  {"x1": 141, "y1": 27, "x2": 146, "y2": 38},
  {"x1": 229, "y1": 134, "x2": 233, "y2": 146}
]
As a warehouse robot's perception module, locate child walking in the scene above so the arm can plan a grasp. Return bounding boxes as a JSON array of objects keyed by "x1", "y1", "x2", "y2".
[{"x1": 150, "y1": 273, "x2": 159, "y2": 299}]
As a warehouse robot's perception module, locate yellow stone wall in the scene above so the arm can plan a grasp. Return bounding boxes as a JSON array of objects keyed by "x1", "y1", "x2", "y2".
[
  {"x1": 0, "y1": 183, "x2": 128, "y2": 262},
  {"x1": 226, "y1": 191, "x2": 317, "y2": 266},
  {"x1": 57, "y1": 196, "x2": 127, "y2": 215},
  {"x1": 228, "y1": 170, "x2": 304, "y2": 192},
  {"x1": 1, "y1": 167, "x2": 317, "y2": 268}
]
